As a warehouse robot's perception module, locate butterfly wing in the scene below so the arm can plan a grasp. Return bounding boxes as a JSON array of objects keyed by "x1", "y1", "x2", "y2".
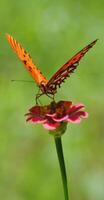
[
  {"x1": 46, "y1": 39, "x2": 97, "y2": 94},
  {"x1": 6, "y1": 34, "x2": 48, "y2": 85}
]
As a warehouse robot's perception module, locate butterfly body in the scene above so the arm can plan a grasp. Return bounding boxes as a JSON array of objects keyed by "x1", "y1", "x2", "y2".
[{"x1": 6, "y1": 34, "x2": 97, "y2": 102}]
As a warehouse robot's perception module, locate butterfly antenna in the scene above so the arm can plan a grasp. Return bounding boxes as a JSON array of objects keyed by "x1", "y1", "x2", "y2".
[{"x1": 11, "y1": 79, "x2": 34, "y2": 83}]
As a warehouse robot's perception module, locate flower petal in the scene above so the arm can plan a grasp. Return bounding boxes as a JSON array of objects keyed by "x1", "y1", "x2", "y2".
[
  {"x1": 67, "y1": 103, "x2": 85, "y2": 114},
  {"x1": 67, "y1": 111, "x2": 88, "y2": 123},
  {"x1": 25, "y1": 100, "x2": 88, "y2": 131},
  {"x1": 46, "y1": 113, "x2": 56, "y2": 117},
  {"x1": 52, "y1": 115, "x2": 68, "y2": 122},
  {"x1": 43, "y1": 122, "x2": 60, "y2": 130},
  {"x1": 25, "y1": 105, "x2": 47, "y2": 123},
  {"x1": 26, "y1": 116, "x2": 46, "y2": 124}
]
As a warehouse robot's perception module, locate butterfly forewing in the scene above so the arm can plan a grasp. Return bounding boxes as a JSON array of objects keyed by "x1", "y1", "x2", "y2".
[
  {"x1": 46, "y1": 39, "x2": 97, "y2": 94},
  {"x1": 6, "y1": 34, "x2": 48, "y2": 85}
]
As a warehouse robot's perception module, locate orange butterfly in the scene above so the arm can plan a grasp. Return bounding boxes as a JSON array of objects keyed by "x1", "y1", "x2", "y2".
[{"x1": 6, "y1": 34, "x2": 97, "y2": 103}]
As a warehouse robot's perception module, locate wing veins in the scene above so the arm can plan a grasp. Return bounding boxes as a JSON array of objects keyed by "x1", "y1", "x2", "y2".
[
  {"x1": 6, "y1": 34, "x2": 48, "y2": 85},
  {"x1": 46, "y1": 39, "x2": 97, "y2": 92}
]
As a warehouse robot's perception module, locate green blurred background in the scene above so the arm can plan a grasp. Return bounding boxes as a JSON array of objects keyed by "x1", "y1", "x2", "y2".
[{"x1": 0, "y1": 0, "x2": 104, "y2": 200}]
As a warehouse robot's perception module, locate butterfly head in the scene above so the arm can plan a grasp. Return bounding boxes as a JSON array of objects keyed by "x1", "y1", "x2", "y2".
[
  {"x1": 40, "y1": 81, "x2": 47, "y2": 94},
  {"x1": 39, "y1": 81, "x2": 56, "y2": 97}
]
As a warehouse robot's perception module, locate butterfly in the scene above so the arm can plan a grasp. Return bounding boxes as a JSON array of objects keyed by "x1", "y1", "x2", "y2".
[{"x1": 6, "y1": 34, "x2": 97, "y2": 103}]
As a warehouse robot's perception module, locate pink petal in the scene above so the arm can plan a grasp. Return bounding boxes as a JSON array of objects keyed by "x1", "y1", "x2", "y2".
[
  {"x1": 67, "y1": 116, "x2": 81, "y2": 123},
  {"x1": 29, "y1": 106, "x2": 41, "y2": 113},
  {"x1": 80, "y1": 111, "x2": 89, "y2": 118},
  {"x1": 52, "y1": 115, "x2": 68, "y2": 122},
  {"x1": 73, "y1": 103, "x2": 84, "y2": 108},
  {"x1": 43, "y1": 122, "x2": 60, "y2": 130},
  {"x1": 67, "y1": 111, "x2": 88, "y2": 123},
  {"x1": 26, "y1": 117, "x2": 46, "y2": 124},
  {"x1": 46, "y1": 113, "x2": 56, "y2": 117},
  {"x1": 67, "y1": 103, "x2": 85, "y2": 114}
]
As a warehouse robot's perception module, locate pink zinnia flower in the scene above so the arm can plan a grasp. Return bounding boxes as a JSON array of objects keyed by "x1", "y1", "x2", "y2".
[{"x1": 25, "y1": 101, "x2": 88, "y2": 131}]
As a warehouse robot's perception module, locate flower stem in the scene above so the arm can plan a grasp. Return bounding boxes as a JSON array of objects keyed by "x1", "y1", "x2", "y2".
[{"x1": 54, "y1": 136, "x2": 69, "y2": 200}]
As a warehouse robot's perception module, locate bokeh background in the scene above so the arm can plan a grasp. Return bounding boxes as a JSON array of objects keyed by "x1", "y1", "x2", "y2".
[{"x1": 0, "y1": 0, "x2": 104, "y2": 200}]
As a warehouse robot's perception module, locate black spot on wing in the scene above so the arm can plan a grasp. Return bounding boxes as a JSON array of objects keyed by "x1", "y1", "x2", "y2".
[{"x1": 23, "y1": 60, "x2": 27, "y2": 65}]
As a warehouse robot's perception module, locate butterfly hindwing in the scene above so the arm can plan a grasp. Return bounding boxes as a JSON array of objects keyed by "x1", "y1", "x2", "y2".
[
  {"x1": 46, "y1": 39, "x2": 97, "y2": 94},
  {"x1": 6, "y1": 34, "x2": 48, "y2": 85}
]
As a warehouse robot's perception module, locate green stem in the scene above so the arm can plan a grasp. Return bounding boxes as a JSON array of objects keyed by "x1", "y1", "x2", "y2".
[{"x1": 54, "y1": 136, "x2": 69, "y2": 200}]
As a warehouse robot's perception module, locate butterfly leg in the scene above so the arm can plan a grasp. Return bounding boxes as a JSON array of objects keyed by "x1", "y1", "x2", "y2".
[
  {"x1": 36, "y1": 92, "x2": 43, "y2": 104},
  {"x1": 46, "y1": 94, "x2": 55, "y2": 102}
]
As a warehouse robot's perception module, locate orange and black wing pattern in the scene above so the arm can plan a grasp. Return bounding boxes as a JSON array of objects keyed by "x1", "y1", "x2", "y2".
[
  {"x1": 6, "y1": 34, "x2": 48, "y2": 85},
  {"x1": 46, "y1": 39, "x2": 97, "y2": 94}
]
